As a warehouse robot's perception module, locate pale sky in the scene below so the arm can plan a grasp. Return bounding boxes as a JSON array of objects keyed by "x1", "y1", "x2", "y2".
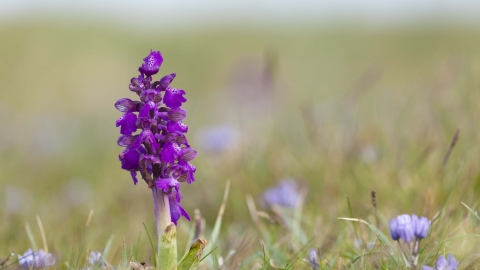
[{"x1": 1, "y1": 0, "x2": 480, "y2": 29}]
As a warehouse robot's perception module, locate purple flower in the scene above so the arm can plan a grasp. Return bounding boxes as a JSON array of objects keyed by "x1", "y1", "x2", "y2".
[
  {"x1": 167, "y1": 161, "x2": 196, "y2": 184},
  {"x1": 413, "y1": 215, "x2": 431, "y2": 239},
  {"x1": 167, "y1": 121, "x2": 188, "y2": 133},
  {"x1": 389, "y1": 214, "x2": 414, "y2": 243},
  {"x1": 195, "y1": 124, "x2": 240, "y2": 153},
  {"x1": 18, "y1": 249, "x2": 55, "y2": 269},
  {"x1": 262, "y1": 179, "x2": 301, "y2": 208},
  {"x1": 309, "y1": 249, "x2": 320, "y2": 270},
  {"x1": 157, "y1": 73, "x2": 176, "y2": 91},
  {"x1": 119, "y1": 147, "x2": 141, "y2": 171},
  {"x1": 389, "y1": 218, "x2": 401, "y2": 241},
  {"x1": 117, "y1": 135, "x2": 137, "y2": 147},
  {"x1": 166, "y1": 107, "x2": 186, "y2": 122},
  {"x1": 164, "y1": 87, "x2": 187, "y2": 109},
  {"x1": 156, "y1": 177, "x2": 180, "y2": 193},
  {"x1": 115, "y1": 98, "x2": 136, "y2": 112},
  {"x1": 181, "y1": 162, "x2": 196, "y2": 184},
  {"x1": 423, "y1": 254, "x2": 459, "y2": 270},
  {"x1": 88, "y1": 251, "x2": 102, "y2": 265},
  {"x1": 169, "y1": 191, "x2": 190, "y2": 225},
  {"x1": 138, "y1": 101, "x2": 157, "y2": 119},
  {"x1": 180, "y1": 148, "x2": 197, "y2": 162},
  {"x1": 390, "y1": 214, "x2": 431, "y2": 243},
  {"x1": 160, "y1": 142, "x2": 181, "y2": 164},
  {"x1": 116, "y1": 112, "x2": 137, "y2": 135},
  {"x1": 115, "y1": 50, "x2": 197, "y2": 225},
  {"x1": 139, "y1": 50, "x2": 163, "y2": 76}
]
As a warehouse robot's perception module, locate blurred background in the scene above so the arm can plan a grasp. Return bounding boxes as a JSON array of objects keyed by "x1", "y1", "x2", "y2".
[{"x1": 1, "y1": 0, "x2": 480, "y2": 265}]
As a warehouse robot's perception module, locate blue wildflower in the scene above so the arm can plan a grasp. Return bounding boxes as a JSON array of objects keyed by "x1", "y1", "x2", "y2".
[{"x1": 423, "y1": 254, "x2": 459, "y2": 270}]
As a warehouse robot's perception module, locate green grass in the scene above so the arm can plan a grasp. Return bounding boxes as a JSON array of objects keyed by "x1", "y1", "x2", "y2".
[{"x1": 1, "y1": 19, "x2": 480, "y2": 269}]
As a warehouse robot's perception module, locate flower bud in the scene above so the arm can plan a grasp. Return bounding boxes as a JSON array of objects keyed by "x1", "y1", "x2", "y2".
[
  {"x1": 115, "y1": 98, "x2": 135, "y2": 112},
  {"x1": 168, "y1": 107, "x2": 187, "y2": 122},
  {"x1": 412, "y1": 215, "x2": 431, "y2": 239},
  {"x1": 181, "y1": 148, "x2": 197, "y2": 162}
]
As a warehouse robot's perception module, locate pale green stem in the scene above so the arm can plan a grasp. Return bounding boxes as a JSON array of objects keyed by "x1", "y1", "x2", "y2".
[{"x1": 152, "y1": 186, "x2": 171, "y2": 238}]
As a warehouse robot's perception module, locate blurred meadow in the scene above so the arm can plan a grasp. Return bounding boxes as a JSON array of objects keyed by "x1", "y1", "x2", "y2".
[{"x1": 2, "y1": 2, "x2": 480, "y2": 269}]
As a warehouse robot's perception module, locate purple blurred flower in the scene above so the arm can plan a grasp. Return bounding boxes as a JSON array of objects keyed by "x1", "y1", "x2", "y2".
[
  {"x1": 390, "y1": 214, "x2": 431, "y2": 243},
  {"x1": 262, "y1": 179, "x2": 301, "y2": 208},
  {"x1": 88, "y1": 251, "x2": 102, "y2": 265},
  {"x1": 423, "y1": 254, "x2": 459, "y2": 270},
  {"x1": 18, "y1": 249, "x2": 55, "y2": 269},
  {"x1": 115, "y1": 50, "x2": 197, "y2": 225},
  {"x1": 308, "y1": 249, "x2": 320, "y2": 270},
  {"x1": 195, "y1": 124, "x2": 240, "y2": 153},
  {"x1": 389, "y1": 218, "x2": 401, "y2": 241},
  {"x1": 389, "y1": 214, "x2": 414, "y2": 243},
  {"x1": 413, "y1": 214, "x2": 431, "y2": 239}
]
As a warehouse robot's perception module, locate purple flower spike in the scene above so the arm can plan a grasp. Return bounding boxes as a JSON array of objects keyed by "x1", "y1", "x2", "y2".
[
  {"x1": 164, "y1": 87, "x2": 187, "y2": 108},
  {"x1": 413, "y1": 215, "x2": 431, "y2": 239},
  {"x1": 116, "y1": 50, "x2": 197, "y2": 226},
  {"x1": 139, "y1": 50, "x2": 163, "y2": 76}
]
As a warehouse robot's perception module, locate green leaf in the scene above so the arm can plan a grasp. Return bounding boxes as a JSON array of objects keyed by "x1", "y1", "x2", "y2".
[
  {"x1": 178, "y1": 239, "x2": 207, "y2": 270},
  {"x1": 158, "y1": 223, "x2": 177, "y2": 270}
]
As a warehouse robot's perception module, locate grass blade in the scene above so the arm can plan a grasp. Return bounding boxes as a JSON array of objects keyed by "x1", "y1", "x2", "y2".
[
  {"x1": 338, "y1": 217, "x2": 394, "y2": 249},
  {"x1": 122, "y1": 237, "x2": 127, "y2": 270},
  {"x1": 204, "y1": 180, "x2": 230, "y2": 264},
  {"x1": 143, "y1": 222, "x2": 158, "y2": 267},
  {"x1": 461, "y1": 202, "x2": 480, "y2": 222},
  {"x1": 25, "y1": 223, "x2": 38, "y2": 251}
]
